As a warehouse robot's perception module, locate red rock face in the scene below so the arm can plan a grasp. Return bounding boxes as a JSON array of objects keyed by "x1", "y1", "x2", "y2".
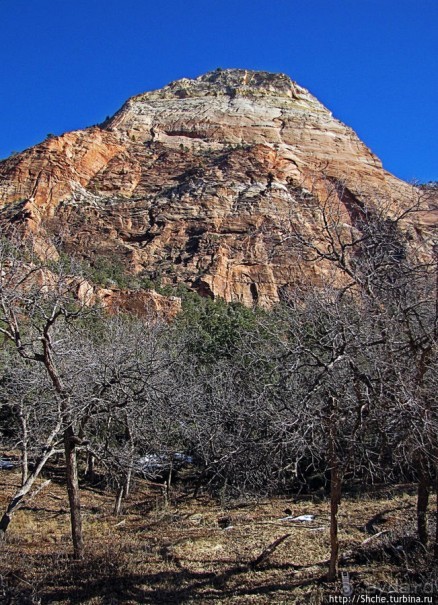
[
  {"x1": 0, "y1": 69, "x2": 435, "y2": 307},
  {"x1": 95, "y1": 288, "x2": 181, "y2": 319}
]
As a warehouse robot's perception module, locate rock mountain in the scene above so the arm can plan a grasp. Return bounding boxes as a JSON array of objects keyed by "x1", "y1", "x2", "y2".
[{"x1": 0, "y1": 69, "x2": 435, "y2": 308}]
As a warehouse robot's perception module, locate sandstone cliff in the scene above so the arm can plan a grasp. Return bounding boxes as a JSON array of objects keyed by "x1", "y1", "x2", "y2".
[{"x1": 0, "y1": 69, "x2": 435, "y2": 307}]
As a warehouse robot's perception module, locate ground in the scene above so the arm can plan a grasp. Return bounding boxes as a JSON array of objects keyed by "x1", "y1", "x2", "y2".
[{"x1": 0, "y1": 463, "x2": 436, "y2": 604}]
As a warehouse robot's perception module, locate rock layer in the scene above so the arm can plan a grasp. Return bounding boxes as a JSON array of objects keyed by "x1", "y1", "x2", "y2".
[{"x1": 0, "y1": 69, "x2": 435, "y2": 307}]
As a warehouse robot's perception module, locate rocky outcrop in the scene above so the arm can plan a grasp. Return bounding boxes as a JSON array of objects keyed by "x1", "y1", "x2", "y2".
[
  {"x1": 95, "y1": 287, "x2": 181, "y2": 319},
  {"x1": 0, "y1": 69, "x2": 435, "y2": 307},
  {"x1": 2, "y1": 262, "x2": 180, "y2": 321}
]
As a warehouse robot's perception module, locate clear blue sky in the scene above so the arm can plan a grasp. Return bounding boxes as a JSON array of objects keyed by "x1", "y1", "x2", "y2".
[{"x1": 1, "y1": 0, "x2": 436, "y2": 182}]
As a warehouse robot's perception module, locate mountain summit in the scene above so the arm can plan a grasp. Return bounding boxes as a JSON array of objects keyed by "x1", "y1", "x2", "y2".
[
  {"x1": 123, "y1": 68, "x2": 322, "y2": 103},
  {"x1": 0, "y1": 69, "x2": 433, "y2": 306}
]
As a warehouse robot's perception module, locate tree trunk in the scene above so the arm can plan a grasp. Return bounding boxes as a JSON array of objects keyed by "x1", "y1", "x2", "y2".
[
  {"x1": 21, "y1": 449, "x2": 28, "y2": 486},
  {"x1": 417, "y1": 465, "x2": 430, "y2": 546},
  {"x1": 114, "y1": 485, "x2": 124, "y2": 516},
  {"x1": 327, "y1": 395, "x2": 341, "y2": 582},
  {"x1": 85, "y1": 452, "x2": 95, "y2": 483},
  {"x1": 64, "y1": 428, "x2": 84, "y2": 559},
  {"x1": 0, "y1": 448, "x2": 54, "y2": 539},
  {"x1": 167, "y1": 465, "x2": 173, "y2": 500},
  {"x1": 19, "y1": 411, "x2": 29, "y2": 486},
  {"x1": 328, "y1": 460, "x2": 342, "y2": 581},
  {"x1": 124, "y1": 465, "x2": 133, "y2": 498},
  {"x1": 123, "y1": 417, "x2": 134, "y2": 498},
  {"x1": 434, "y1": 473, "x2": 438, "y2": 560},
  {"x1": 0, "y1": 490, "x2": 28, "y2": 538},
  {"x1": 42, "y1": 340, "x2": 84, "y2": 559}
]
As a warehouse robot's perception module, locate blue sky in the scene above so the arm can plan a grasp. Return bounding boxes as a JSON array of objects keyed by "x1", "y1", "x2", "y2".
[{"x1": 1, "y1": 0, "x2": 436, "y2": 182}]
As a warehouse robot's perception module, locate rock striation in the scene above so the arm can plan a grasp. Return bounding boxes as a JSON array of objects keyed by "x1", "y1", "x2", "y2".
[{"x1": 0, "y1": 69, "x2": 435, "y2": 307}]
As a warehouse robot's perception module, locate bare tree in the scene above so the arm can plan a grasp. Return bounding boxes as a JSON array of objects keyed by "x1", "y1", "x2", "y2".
[
  {"x1": 288, "y1": 183, "x2": 437, "y2": 555},
  {"x1": 0, "y1": 235, "x2": 96, "y2": 558},
  {"x1": 252, "y1": 180, "x2": 438, "y2": 575},
  {"x1": 81, "y1": 317, "x2": 182, "y2": 514}
]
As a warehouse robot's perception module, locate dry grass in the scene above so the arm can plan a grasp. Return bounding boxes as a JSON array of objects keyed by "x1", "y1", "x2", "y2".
[{"x1": 0, "y1": 467, "x2": 436, "y2": 604}]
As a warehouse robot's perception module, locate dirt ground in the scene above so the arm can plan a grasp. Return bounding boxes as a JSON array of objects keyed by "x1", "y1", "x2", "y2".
[{"x1": 0, "y1": 464, "x2": 436, "y2": 604}]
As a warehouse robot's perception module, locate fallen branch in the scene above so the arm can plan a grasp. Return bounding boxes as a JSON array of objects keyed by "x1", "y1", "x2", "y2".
[
  {"x1": 254, "y1": 521, "x2": 326, "y2": 530},
  {"x1": 47, "y1": 492, "x2": 63, "y2": 501},
  {"x1": 361, "y1": 530, "x2": 389, "y2": 545},
  {"x1": 284, "y1": 558, "x2": 330, "y2": 571},
  {"x1": 114, "y1": 519, "x2": 126, "y2": 528},
  {"x1": 26, "y1": 480, "x2": 51, "y2": 505},
  {"x1": 251, "y1": 533, "x2": 291, "y2": 568}
]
